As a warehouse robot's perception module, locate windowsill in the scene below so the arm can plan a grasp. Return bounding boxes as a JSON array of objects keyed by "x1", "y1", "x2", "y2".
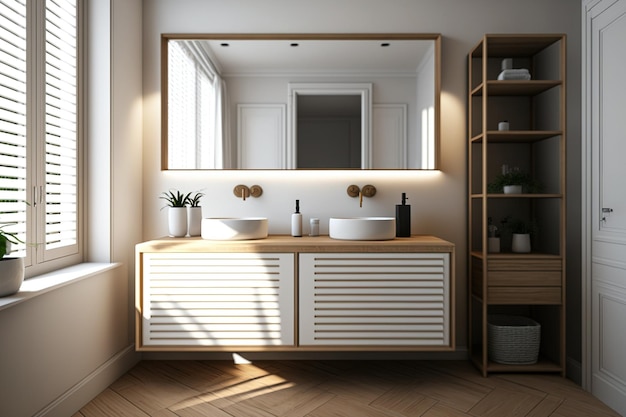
[{"x1": 0, "y1": 262, "x2": 121, "y2": 312}]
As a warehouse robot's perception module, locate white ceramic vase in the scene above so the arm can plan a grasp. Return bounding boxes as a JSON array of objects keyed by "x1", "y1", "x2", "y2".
[
  {"x1": 504, "y1": 185, "x2": 522, "y2": 194},
  {"x1": 168, "y1": 206, "x2": 188, "y2": 237},
  {"x1": 488, "y1": 237, "x2": 501, "y2": 253},
  {"x1": 187, "y1": 206, "x2": 202, "y2": 237},
  {"x1": 0, "y1": 257, "x2": 25, "y2": 297},
  {"x1": 512, "y1": 233, "x2": 531, "y2": 253}
]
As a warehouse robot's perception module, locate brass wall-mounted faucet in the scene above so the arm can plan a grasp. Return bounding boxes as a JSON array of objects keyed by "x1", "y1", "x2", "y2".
[
  {"x1": 233, "y1": 184, "x2": 263, "y2": 201},
  {"x1": 347, "y1": 184, "x2": 376, "y2": 207}
]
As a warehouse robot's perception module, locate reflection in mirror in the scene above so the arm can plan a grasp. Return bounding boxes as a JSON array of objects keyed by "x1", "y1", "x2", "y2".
[
  {"x1": 297, "y1": 95, "x2": 361, "y2": 169},
  {"x1": 162, "y1": 34, "x2": 441, "y2": 170}
]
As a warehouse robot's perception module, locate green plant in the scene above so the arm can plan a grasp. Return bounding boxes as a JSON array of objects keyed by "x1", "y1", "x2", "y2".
[
  {"x1": 500, "y1": 216, "x2": 538, "y2": 236},
  {"x1": 487, "y1": 170, "x2": 542, "y2": 194},
  {"x1": 0, "y1": 223, "x2": 24, "y2": 260},
  {"x1": 188, "y1": 192, "x2": 204, "y2": 207},
  {"x1": 160, "y1": 190, "x2": 191, "y2": 208}
]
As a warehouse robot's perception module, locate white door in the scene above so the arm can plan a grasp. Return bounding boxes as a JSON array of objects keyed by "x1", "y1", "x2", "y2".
[{"x1": 585, "y1": 0, "x2": 626, "y2": 414}]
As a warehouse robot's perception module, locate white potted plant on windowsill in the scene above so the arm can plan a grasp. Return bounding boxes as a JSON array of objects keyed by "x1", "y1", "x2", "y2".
[{"x1": 0, "y1": 223, "x2": 25, "y2": 297}]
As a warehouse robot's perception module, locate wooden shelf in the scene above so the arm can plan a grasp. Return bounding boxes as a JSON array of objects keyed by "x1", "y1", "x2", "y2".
[
  {"x1": 487, "y1": 193, "x2": 562, "y2": 198},
  {"x1": 470, "y1": 251, "x2": 562, "y2": 260},
  {"x1": 468, "y1": 34, "x2": 566, "y2": 377},
  {"x1": 470, "y1": 193, "x2": 562, "y2": 199},
  {"x1": 470, "y1": 352, "x2": 564, "y2": 375},
  {"x1": 471, "y1": 80, "x2": 561, "y2": 97},
  {"x1": 471, "y1": 130, "x2": 562, "y2": 143},
  {"x1": 471, "y1": 34, "x2": 566, "y2": 57}
]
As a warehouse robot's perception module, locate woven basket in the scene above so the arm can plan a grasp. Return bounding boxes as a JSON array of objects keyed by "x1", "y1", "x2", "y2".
[{"x1": 488, "y1": 314, "x2": 540, "y2": 365}]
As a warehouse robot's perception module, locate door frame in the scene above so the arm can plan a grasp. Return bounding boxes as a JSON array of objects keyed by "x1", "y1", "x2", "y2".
[
  {"x1": 287, "y1": 83, "x2": 372, "y2": 169},
  {"x1": 581, "y1": 0, "x2": 597, "y2": 391}
]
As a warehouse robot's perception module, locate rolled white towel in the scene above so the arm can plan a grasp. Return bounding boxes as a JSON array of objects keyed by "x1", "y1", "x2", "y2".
[{"x1": 497, "y1": 69, "x2": 531, "y2": 80}]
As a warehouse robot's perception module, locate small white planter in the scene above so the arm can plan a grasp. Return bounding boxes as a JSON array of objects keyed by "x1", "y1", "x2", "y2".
[
  {"x1": 187, "y1": 206, "x2": 202, "y2": 237},
  {"x1": 168, "y1": 207, "x2": 188, "y2": 237},
  {"x1": 0, "y1": 257, "x2": 24, "y2": 297},
  {"x1": 504, "y1": 185, "x2": 523, "y2": 194},
  {"x1": 512, "y1": 233, "x2": 531, "y2": 253},
  {"x1": 488, "y1": 237, "x2": 501, "y2": 253}
]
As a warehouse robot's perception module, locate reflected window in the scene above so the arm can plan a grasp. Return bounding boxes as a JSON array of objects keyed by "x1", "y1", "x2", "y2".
[{"x1": 168, "y1": 41, "x2": 221, "y2": 169}]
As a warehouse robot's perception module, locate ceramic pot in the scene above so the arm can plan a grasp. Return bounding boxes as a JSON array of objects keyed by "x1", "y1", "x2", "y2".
[
  {"x1": 488, "y1": 237, "x2": 501, "y2": 253},
  {"x1": 0, "y1": 257, "x2": 24, "y2": 297},
  {"x1": 512, "y1": 233, "x2": 531, "y2": 253},
  {"x1": 504, "y1": 185, "x2": 522, "y2": 194},
  {"x1": 168, "y1": 207, "x2": 187, "y2": 237},
  {"x1": 187, "y1": 206, "x2": 202, "y2": 237}
]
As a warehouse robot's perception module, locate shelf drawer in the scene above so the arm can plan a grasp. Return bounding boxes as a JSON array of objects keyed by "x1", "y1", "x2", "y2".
[
  {"x1": 488, "y1": 270, "x2": 561, "y2": 287},
  {"x1": 488, "y1": 258, "x2": 562, "y2": 271},
  {"x1": 487, "y1": 287, "x2": 562, "y2": 305}
]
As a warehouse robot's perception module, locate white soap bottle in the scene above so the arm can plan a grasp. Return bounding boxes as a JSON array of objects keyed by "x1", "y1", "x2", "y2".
[{"x1": 291, "y1": 200, "x2": 302, "y2": 237}]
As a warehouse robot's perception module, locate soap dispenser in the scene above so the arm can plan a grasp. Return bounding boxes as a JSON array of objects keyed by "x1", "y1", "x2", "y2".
[
  {"x1": 396, "y1": 193, "x2": 411, "y2": 237},
  {"x1": 291, "y1": 199, "x2": 302, "y2": 237}
]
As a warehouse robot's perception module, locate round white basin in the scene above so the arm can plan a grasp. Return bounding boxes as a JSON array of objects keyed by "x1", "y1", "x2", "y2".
[
  {"x1": 201, "y1": 217, "x2": 268, "y2": 240},
  {"x1": 329, "y1": 217, "x2": 396, "y2": 241}
]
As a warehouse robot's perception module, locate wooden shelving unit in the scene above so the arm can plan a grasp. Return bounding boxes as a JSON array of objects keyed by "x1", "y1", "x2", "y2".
[{"x1": 468, "y1": 34, "x2": 566, "y2": 377}]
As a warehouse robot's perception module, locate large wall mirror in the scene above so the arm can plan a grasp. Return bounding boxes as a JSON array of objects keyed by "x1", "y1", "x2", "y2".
[{"x1": 161, "y1": 34, "x2": 441, "y2": 170}]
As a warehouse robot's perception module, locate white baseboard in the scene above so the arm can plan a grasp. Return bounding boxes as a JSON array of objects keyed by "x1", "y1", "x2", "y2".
[{"x1": 35, "y1": 344, "x2": 140, "y2": 417}]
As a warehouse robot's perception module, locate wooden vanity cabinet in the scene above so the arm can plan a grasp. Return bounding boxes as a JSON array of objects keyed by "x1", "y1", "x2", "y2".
[{"x1": 136, "y1": 235, "x2": 455, "y2": 352}]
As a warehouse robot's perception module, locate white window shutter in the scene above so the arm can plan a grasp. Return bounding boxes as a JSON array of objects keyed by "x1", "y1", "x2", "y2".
[
  {"x1": 43, "y1": 0, "x2": 78, "y2": 257},
  {"x1": 0, "y1": 0, "x2": 28, "y2": 257}
]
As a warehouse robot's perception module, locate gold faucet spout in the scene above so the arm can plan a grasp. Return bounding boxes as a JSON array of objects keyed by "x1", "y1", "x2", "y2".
[
  {"x1": 359, "y1": 191, "x2": 363, "y2": 208},
  {"x1": 234, "y1": 185, "x2": 251, "y2": 201}
]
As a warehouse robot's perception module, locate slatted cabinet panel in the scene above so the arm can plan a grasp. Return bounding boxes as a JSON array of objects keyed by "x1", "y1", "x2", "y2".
[
  {"x1": 141, "y1": 253, "x2": 294, "y2": 347},
  {"x1": 299, "y1": 253, "x2": 450, "y2": 346}
]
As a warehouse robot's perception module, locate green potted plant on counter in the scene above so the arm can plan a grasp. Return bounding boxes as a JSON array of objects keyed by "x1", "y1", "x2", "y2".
[
  {"x1": 187, "y1": 192, "x2": 204, "y2": 237},
  {"x1": 0, "y1": 222, "x2": 25, "y2": 297},
  {"x1": 160, "y1": 190, "x2": 191, "y2": 237}
]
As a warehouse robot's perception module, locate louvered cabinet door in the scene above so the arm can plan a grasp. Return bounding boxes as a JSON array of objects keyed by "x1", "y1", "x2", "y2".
[
  {"x1": 299, "y1": 253, "x2": 450, "y2": 346},
  {"x1": 141, "y1": 253, "x2": 294, "y2": 347}
]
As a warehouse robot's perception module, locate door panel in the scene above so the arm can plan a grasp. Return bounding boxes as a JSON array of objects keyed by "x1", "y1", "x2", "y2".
[{"x1": 590, "y1": 0, "x2": 626, "y2": 414}]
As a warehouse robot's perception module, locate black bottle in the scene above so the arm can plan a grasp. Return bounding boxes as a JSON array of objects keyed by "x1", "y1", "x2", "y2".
[{"x1": 396, "y1": 193, "x2": 411, "y2": 237}]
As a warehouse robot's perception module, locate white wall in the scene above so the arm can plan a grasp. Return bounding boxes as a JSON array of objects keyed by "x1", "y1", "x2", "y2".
[
  {"x1": 0, "y1": 265, "x2": 130, "y2": 417},
  {"x1": 142, "y1": 0, "x2": 581, "y2": 365},
  {"x1": 0, "y1": 0, "x2": 144, "y2": 415},
  {"x1": 227, "y1": 74, "x2": 417, "y2": 168}
]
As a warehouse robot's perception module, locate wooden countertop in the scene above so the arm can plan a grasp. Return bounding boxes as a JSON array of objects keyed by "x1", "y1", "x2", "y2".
[{"x1": 136, "y1": 235, "x2": 454, "y2": 254}]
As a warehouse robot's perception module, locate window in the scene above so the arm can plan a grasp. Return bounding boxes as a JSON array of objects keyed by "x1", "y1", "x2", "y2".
[
  {"x1": 0, "y1": 0, "x2": 81, "y2": 275},
  {"x1": 167, "y1": 40, "x2": 222, "y2": 169}
]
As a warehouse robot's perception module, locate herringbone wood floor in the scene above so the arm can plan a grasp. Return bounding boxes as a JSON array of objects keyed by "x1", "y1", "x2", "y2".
[{"x1": 75, "y1": 360, "x2": 620, "y2": 416}]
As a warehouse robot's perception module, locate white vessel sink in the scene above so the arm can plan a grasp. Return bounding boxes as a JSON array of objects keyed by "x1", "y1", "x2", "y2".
[
  {"x1": 201, "y1": 217, "x2": 268, "y2": 240},
  {"x1": 329, "y1": 217, "x2": 396, "y2": 241}
]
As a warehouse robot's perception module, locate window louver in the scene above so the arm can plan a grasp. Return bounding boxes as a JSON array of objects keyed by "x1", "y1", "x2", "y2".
[
  {"x1": 44, "y1": 0, "x2": 77, "y2": 251},
  {"x1": 0, "y1": 0, "x2": 27, "y2": 255},
  {"x1": 0, "y1": 0, "x2": 79, "y2": 265}
]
